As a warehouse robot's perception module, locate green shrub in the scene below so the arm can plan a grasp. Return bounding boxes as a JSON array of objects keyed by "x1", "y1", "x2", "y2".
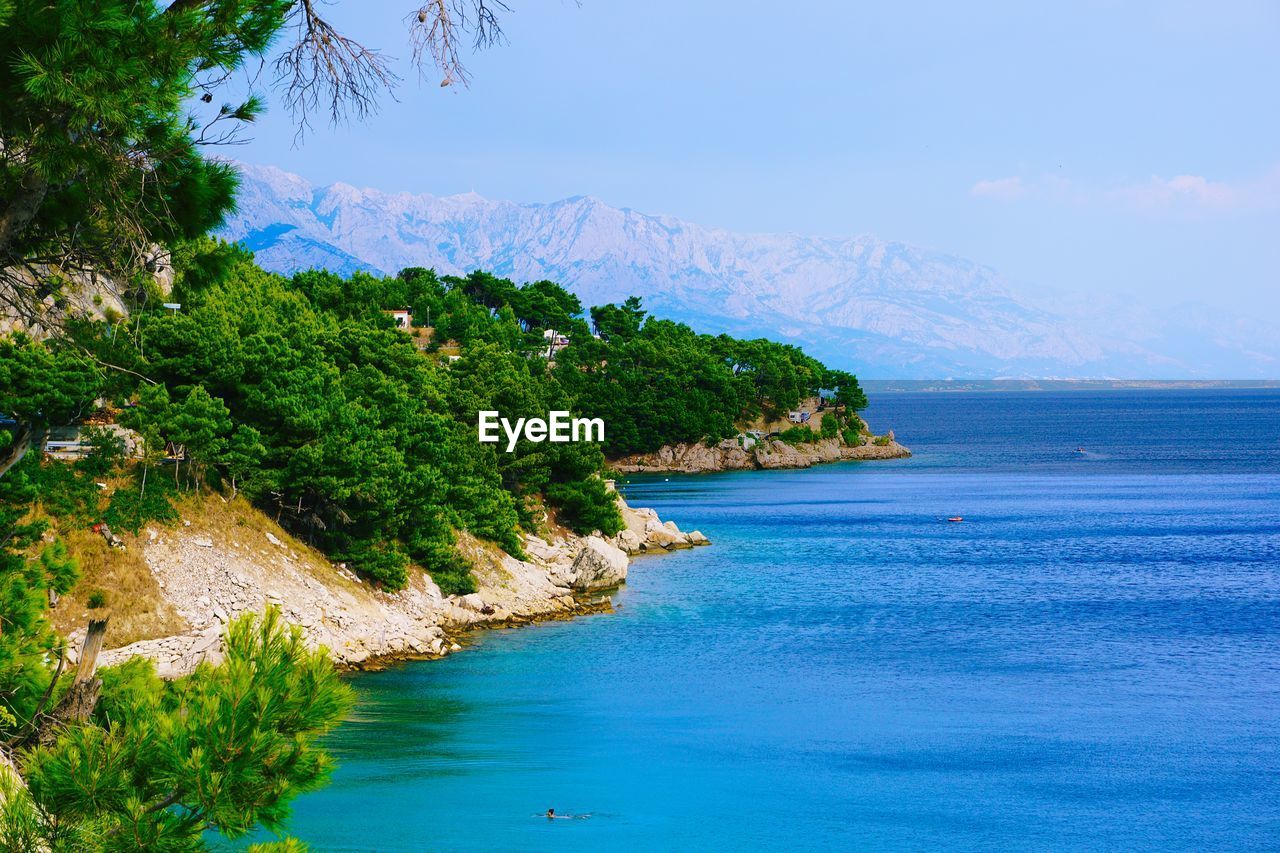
[
  {"x1": 428, "y1": 562, "x2": 477, "y2": 597},
  {"x1": 76, "y1": 427, "x2": 127, "y2": 477},
  {"x1": 842, "y1": 427, "x2": 864, "y2": 447},
  {"x1": 872, "y1": 434, "x2": 892, "y2": 446},
  {"x1": 416, "y1": 539, "x2": 477, "y2": 596},
  {"x1": 546, "y1": 478, "x2": 623, "y2": 537},
  {"x1": 29, "y1": 459, "x2": 100, "y2": 525},
  {"x1": 777, "y1": 426, "x2": 818, "y2": 446},
  {"x1": 341, "y1": 542, "x2": 410, "y2": 591},
  {"x1": 819, "y1": 412, "x2": 839, "y2": 438},
  {"x1": 39, "y1": 539, "x2": 79, "y2": 596},
  {"x1": 86, "y1": 590, "x2": 107, "y2": 609},
  {"x1": 104, "y1": 467, "x2": 178, "y2": 534}
]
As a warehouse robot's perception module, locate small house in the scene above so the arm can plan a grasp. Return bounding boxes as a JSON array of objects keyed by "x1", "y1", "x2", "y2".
[
  {"x1": 384, "y1": 309, "x2": 413, "y2": 330},
  {"x1": 42, "y1": 426, "x2": 87, "y2": 459},
  {"x1": 542, "y1": 328, "x2": 570, "y2": 359},
  {"x1": 43, "y1": 424, "x2": 144, "y2": 460}
]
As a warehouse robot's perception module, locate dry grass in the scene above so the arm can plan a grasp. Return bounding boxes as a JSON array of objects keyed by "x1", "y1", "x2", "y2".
[
  {"x1": 517, "y1": 493, "x2": 574, "y2": 543},
  {"x1": 41, "y1": 468, "x2": 463, "y2": 649},
  {"x1": 51, "y1": 526, "x2": 187, "y2": 648},
  {"x1": 30, "y1": 470, "x2": 186, "y2": 647},
  {"x1": 456, "y1": 530, "x2": 514, "y2": 589},
  {"x1": 739, "y1": 395, "x2": 828, "y2": 435},
  {"x1": 182, "y1": 492, "x2": 368, "y2": 596},
  {"x1": 46, "y1": 487, "x2": 364, "y2": 649}
]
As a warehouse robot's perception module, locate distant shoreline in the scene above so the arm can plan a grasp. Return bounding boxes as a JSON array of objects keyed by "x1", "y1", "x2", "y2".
[{"x1": 862, "y1": 379, "x2": 1280, "y2": 393}]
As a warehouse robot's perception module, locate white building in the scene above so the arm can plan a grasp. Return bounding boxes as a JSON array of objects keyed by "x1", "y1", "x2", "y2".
[
  {"x1": 384, "y1": 309, "x2": 413, "y2": 329},
  {"x1": 542, "y1": 328, "x2": 570, "y2": 359}
]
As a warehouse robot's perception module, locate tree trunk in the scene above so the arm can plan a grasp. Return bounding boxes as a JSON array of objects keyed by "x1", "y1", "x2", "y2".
[
  {"x1": 72, "y1": 619, "x2": 108, "y2": 688},
  {"x1": 0, "y1": 171, "x2": 49, "y2": 255},
  {"x1": 164, "y1": 0, "x2": 213, "y2": 14},
  {"x1": 0, "y1": 425, "x2": 39, "y2": 481},
  {"x1": 37, "y1": 618, "x2": 108, "y2": 745}
]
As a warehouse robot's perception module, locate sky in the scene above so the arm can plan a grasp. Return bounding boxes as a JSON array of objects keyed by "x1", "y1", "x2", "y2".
[{"x1": 228, "y1": 0, "x2": 1280, "y2": 315}]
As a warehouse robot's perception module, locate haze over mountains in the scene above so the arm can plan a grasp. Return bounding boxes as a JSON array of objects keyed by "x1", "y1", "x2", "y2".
[{"x1": 220, "y1": 163, "x2": 1278, "y2": 378}]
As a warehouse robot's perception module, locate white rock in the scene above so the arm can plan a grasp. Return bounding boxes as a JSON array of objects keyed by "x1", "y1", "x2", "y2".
[
  {"x1": 646, "y1": 527, "x2": 690, "y2": 550},
  {"x1": 562, "y1": 536, "x2": 629, "y2": 591},
  {"x1": 615, "y1": 529, "x2": 643, "y2": 554}
]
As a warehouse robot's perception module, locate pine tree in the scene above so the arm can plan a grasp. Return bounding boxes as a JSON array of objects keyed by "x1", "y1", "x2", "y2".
[
  {"x1": 6, "y1": 609, "x2": 352, "y2": 849},
  {"x1": 0, "y1": 0, "x2": 517, "y2": 330},
  {"x1": 225, "y1": 424, "x2": 267, "y2": 499}
]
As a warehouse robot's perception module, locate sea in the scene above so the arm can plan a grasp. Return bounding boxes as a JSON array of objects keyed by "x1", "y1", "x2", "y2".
[{"x1": 243, "y1": 389, "x2": 1280, "y2": 851}]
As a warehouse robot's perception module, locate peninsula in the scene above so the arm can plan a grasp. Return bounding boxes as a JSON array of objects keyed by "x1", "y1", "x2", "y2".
[
  {"x1": 611, "y1": 397, "x2": 910, "y2": 474},
  {"x1": 3, "y1": 247, "x2": 896, "y2": 677}
]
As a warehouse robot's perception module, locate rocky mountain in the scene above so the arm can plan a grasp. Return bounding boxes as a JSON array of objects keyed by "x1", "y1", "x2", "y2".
[{"x1": 219, "y1": 163, "x2": 1277, "y2": 378}]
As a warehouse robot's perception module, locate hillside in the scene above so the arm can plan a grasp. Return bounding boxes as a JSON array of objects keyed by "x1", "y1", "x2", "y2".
[
  {"x1": 4, "y1": 244, "x2": 841, "y2": 673},
  {"x1": 220, "y1": 163, "x2": 1280, "y2": 379},
  {"x1": 51, "y1": 488, "x2": 707, "y2": 677}
]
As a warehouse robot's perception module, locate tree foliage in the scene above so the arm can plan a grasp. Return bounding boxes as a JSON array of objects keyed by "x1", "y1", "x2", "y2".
[
  {"x1": 0, "y1": 457, "x2": 69, "y2": 735},
  {"x1": 553, "y1": 305, "x2": 866, "y2": 456},
  {"x1": 0, "y1": 248, "x2": 871, "y2": 847},
  {"x1": 0, "y1": 0, "x2": 517, "y2": 329},
  {"x1": 0, "y1": 334, "x2": 102, "y2": 428},
  {"x1": 8, "y1": 609, "x2": 352, "y2": 850}
]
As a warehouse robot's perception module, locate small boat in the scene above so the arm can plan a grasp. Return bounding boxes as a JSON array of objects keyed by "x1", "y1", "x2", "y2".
[
  {"x1": 947, "y1": 516, "x2": 964, "y2": 523},
  {"x1": 1075, "y1": 447, "x2": 1086, "y2": 454}
]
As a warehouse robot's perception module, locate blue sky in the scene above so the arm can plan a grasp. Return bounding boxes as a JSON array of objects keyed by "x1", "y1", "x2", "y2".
[{"x1": 231, "y1": 0, "x2": 1280, "y2": 314}]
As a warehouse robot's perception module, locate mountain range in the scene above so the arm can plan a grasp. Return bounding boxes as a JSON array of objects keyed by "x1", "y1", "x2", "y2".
[{"x1": 218, "y1": 163, "x2": 1278, "y2": 378}]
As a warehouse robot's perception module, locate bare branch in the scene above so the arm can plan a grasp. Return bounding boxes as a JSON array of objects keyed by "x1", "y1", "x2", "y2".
[
  {"x1": 406, "y1": 0, "x2": 510, "y2": 88},
  {"x1": 273, "y1": 0, "x2": 401, "y2": 141}
]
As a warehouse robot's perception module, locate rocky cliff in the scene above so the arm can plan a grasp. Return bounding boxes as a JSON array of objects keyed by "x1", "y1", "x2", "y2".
[
  {"x1": 612, "y1": 435, "x2": 910, "y2": 474},
  {"x1": 71, "y1": 493, "x2": 707, "y2": 678}
]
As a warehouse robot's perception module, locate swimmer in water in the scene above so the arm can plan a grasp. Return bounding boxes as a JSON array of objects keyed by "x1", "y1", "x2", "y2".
[{"x1": 543, "y1": 806, "x2": 593, "y2": 820}]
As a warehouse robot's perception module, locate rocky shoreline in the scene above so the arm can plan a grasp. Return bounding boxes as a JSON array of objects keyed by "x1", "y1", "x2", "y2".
[
  {"x1": 76, "y1": 494, "x2": 708, "y2": 678},
  {"x1": 611, "y1": 435, "x2": 911, "y2": 474},
  {"x1": 74, "y1": 427, "x2": 905, "y2": 676}
]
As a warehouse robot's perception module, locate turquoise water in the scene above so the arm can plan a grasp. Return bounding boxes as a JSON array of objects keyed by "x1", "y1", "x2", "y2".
[{"x1": 258, "y1": 390, "x2": 1280, "y2": 851}]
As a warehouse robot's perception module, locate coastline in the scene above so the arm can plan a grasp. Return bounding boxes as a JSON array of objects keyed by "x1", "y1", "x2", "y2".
[
  {"x1": 78, "y1": 493, "x2": 709, "y2": 678},
  {"x1": 612, "y1": 435, "x2": 911, "y2": 474}
]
